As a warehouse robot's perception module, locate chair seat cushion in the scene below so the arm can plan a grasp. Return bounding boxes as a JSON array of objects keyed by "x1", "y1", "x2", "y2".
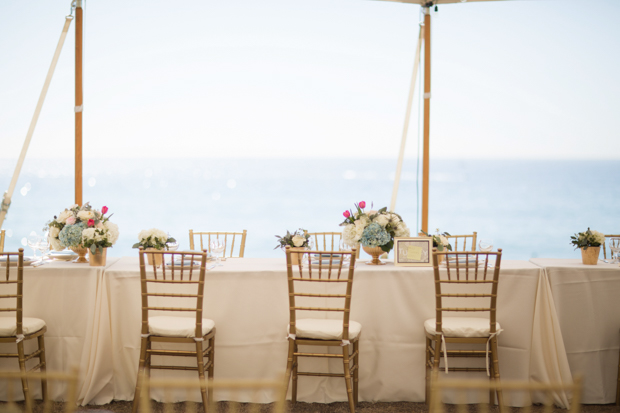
[
  {"x1": 0, "y1": 317, "x2": 46, "y2": 337},
  {"x1": 289, "y1": 318, "x2": 362, "y2": 340},
  {"x1": 424, "y1": 317, "x2": 501, "y2": 338},
  {"x1": 149, "y1": 316, "x2": 215, "y2": 338}
]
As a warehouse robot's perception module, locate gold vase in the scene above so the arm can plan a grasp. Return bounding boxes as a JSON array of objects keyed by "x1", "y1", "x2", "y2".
[
  {"x1": 145, "y1": 248, "x2": 163, "y2": 267},
  {"x1": 581, "y1": 246, "x2": 600, "y2": 265},
  {"x1": 70, "y1": 246, "x2": 89, "y2": 263},
  {"x1": 363, "y1": 246, "x2": 387, "y2": 265},
  {"x1": 89, "y1": 248, "x2": 107, "y2": 267}
]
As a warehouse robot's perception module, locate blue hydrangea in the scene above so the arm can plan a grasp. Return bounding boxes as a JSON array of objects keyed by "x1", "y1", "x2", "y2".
[
  {"x1": 360, "y1": 222, "x2": 390, "y2": 247},
  {"x1": 59, "y1": 222, "x2": 87, "y2": 248}
]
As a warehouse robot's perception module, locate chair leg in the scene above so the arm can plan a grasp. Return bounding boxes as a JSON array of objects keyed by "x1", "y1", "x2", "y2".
[
  {"x1": 353, "y1": 340, "x2": 359, "y2": 406},
  {"x1": 425, "y1": 336, "x2": 431, "y2": 404},
  {"x1": 488, "y1": 349, "x2": 495, "y2": 404},
  {"x1": 207, "y1": 335, "x2": 215, "y2": 404},
  {"x1": 490, "y1": 336, "x2": 504, "y2": 407},
  {"x1": 195, "y1": 340, "x2": 209, "y2": 407},
  {"x1": 342, "y1": 344, "x2": 355, "y2": 413},
  {"x1": 37, "y1": 334, "x2": 48, "y2": 402},
  {"x1": 17, "y1": 341, "x2": 33, "y2": 413},
  {"x1": 292, "y1": 342, "x2": 299, "y2": 403},
  {"x1": 132, "y1": 336, "x2": 150, "y2": 413},
  {"x1": 283, "y1": 339, "x2": 295, "y2": 401}
]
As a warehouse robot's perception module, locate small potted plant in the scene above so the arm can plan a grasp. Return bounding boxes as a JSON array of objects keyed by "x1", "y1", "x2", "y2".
[
  {"x1": 133, "y1": 228, "x2": 177, "y2": 267},
  {"x1": 571, "y1": 228, "x2": 605, "y2": 265},
  {"x1": 275, "y1": 229, "x2": 311, "y2": 265},
  {"x1": 421, "y1": 229, "x2": 452, "y2": 264}
]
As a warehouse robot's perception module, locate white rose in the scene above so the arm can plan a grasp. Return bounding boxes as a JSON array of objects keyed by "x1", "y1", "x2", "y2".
[
  {"x1": 292, "y1": 235, "x2": 305, "y2": 247},
  {"x1": 591, "y1": 230, "x2": 605, "y2": 245},
  {"x1": 439, "y1": 235, "x2": 449, "y2": 247},
  {"x1": 50, "y1": 237, "x2": 63, "y2": 251},
  {"x1": 57, "y1": 210, "x2": 72, "y2": 224},
  {"x1": 354, "y1": 220, "x2": 368, "y2": 242},
  {"x1": 374, "y1": 214, "x2": 389, "y2": 227},
  {"x1": 82, "y1": 228, "x2": 96, "y2": 243},
  {"x1": 49, "y1": 226, "x2": 60, "y2": 239},
  {"x1": 342, "y1": 224, "x2": 357, "y2": 246},
  {"x1": 77, "y1": 210, "x2": 96, "y2": 221},
  {"x1": 394, "y1": 222, "x2": 410, "y2": 238},
  {"x1": 104, "y1": 222, "x2": 119, "y2": 245}
]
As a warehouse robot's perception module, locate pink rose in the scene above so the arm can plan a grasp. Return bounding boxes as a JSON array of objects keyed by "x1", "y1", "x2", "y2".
[
  {"x1": 343, "y1": 211, "x2": 351, "y2": 218},
  {"x1": 96, "y1": 222, "x2": 104, "y2": 229},
  {"x1": 66, "y1": 216, "x2": 76, "y2": 225},
  {"x1": 101, "y1": 206, "x2": 108, "y2": 214},
  {"x1": 88, "y1": 219, "x2": 95, "y2": 227},
  {"x1": 359, "y1": 201, "x2": 366, "y2": 209}
]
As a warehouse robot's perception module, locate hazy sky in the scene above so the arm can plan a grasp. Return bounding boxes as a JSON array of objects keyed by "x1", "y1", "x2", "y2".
[{"x1": 1, "y1": 0, "x2": 619, "y2": 160}]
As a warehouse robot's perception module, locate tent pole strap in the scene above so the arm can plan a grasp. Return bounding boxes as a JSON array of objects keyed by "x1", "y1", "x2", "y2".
[
  {"x1": 0, "y1": 13, "x2": 74, "y2": 230},
  {"x1": 389, "y1": 24, "x2": 424, "y2": 213},
  {"x1": 421, "y1": 8, "x2": 431, "y2": 233}
]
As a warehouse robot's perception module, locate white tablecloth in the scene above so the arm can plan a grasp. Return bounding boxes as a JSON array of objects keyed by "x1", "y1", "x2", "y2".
[
  {"x1": 530, "y1": 258, "x2": 620, "y2": 404},
  {"x1": 0, "y1": 258, "x2": 120, "y2": 401},
  {"x1": 81, "y1": 257, "x2": 571, "y2": 407}
]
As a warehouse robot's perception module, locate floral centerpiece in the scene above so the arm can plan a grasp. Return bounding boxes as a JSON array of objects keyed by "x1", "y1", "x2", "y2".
[
  {"x1": 421, "y1": 229, "x2": 452, "y2": 252},
  {"x1": 340, "y1": 201, "x2": 410, "y2": 264},
  {"x1": 571, "y1": 228, "x2": 605, "y2": 265},
  {"x1": 133, "y1": 228, "x2": 176, "y2": 266},
  {"x1": 275, "y1": 229, "x2": 311, "y2": 265}
]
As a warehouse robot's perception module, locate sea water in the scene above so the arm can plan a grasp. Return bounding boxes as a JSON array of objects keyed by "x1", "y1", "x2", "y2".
[{"x1": 0, "y1": 157, "x2": 618, "y2": 260}]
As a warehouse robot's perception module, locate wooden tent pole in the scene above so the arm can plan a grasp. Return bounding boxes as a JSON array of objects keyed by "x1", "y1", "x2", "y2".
[
  {"x1": 75, "y1": 0, "x2": 83, "y2": 206},
  {"x1": 421, "y1": 8, "x2": 431, "y2": 233}
]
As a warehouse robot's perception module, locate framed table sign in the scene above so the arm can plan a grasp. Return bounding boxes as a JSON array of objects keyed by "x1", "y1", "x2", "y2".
[{"x1": 394, "y1": 237, "x2": 433, "y2": 267}]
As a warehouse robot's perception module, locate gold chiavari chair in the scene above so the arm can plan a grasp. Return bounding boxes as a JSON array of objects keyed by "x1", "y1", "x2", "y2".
[
  {"x1": 425, "y1": 248, "x2": 504, "y2": 406},
  {"x1": 0, "y1": 248, "x2": 48, "y2": 413},
  {"x1": 0, "y1": 368, "x2": 79, "y2": 413},
  {"x1": 430, "y1": 376, "x2": 582, "y2": 413},
  {"x1": 133, "y1": 248, "x2": 216, "y2": 413},
  {"x1": 308, "y1": 232, "x2": 361, "y2": 258},
  {"x1": 445, "y1": 232, "x2": 477, "y2": 251},
  {"x1": 189, "y1": 230, "x2": 247, "y2": 258},
  {"x1": 139, "y1": 375, "x2": 286, "y2": 413},
  {"x1": 284, "y1": 246, "x2": 359, "y2": 413},
  {"x1": 0, "y1": 229, "x2": 5, "y2": 252},
  {"x1": 603, "y1": 234, "x2": 620, "y2": 260}
]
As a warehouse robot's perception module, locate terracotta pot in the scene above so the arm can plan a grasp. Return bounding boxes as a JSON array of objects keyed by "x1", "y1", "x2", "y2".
[
  {"x1": 362, "y1": 245, "x2": 387, "y2": 266},
  {"x1": 288, "y1": 247, "x2": 306, "y2": 266},
  {"x1": 89, "y1": 248, "x2": 107, "y2": 267},
  {"x1": 581, "y1": 246, "x2": 600, "y2": 265},
  {"x1": 145, "y1": 248, "x2": 163, "y2": 267},
  {"x1": 70, "y1": 246, "x2": 88, "y2": 263}
]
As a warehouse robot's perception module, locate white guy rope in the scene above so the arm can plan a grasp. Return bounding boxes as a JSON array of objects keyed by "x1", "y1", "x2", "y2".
[{"x1": 0, "y1": 14, "x2": 74, "y2": 229}]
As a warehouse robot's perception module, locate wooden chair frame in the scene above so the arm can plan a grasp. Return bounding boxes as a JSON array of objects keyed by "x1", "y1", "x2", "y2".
[
  {"x1": 430, "y1": 376, "x2": 582, "y2": 413},
  {"x1": 0, "y1": 248, "x2": 47, "y2": 413},
  {"x1": 0, "y1": 229, "x2": 5, "y2": 253},
  {"x1": 445, "y1": 232, "x2": 477, "y2": 252},
  {"x1": 0, "y1": 368, "x2": 79, "y2": 413},
  {"x1": 603, "y1": 234, "x2": 620, "y2": 260},
  {"x1": 308, "y1": 232, "x2": 360, "y2": 258},
  {"x1": 426, "y1": 248, "x2": 503, "y2": 406},
  {"x1": 189, "y1": 230, "x2": 247, "y2": 258},
  {"x1": 133, "y1": 248, "x2": 216, "y2": 413},
  {"x1": 284, "y1": 246, "x2": 359, "y2": 413}
]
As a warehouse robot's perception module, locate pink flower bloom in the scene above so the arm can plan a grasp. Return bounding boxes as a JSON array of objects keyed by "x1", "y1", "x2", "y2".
[
  {"x1": 88, "y1": 219, "x2": 95, "y2": 227},
  {"x1": 101, "y1": 206, "x2": 108, "y2": 214},
  {"x1": 343, "y1": 211, "x2": 351, "y2": 218},
  {"x1": 359, "y1": 201, "x2": 366, "y2": 209},
  {"x1": 96, "y1": 222, "x2": 104, "y2": 229},
  {"x1": 66, "y1": 216, "x2": 76, "y2": 225}
]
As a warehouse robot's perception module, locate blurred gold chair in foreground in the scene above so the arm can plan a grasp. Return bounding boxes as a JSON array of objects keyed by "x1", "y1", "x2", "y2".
[
  {"x1": 603, "y1": 234, "x2": 620, "y2": 260},
  {"x1": 139, "y1": 375, "x2": 286, "y2": 413},
  {"x1": 430, "y1": 376, "x2": 582, "y2": 413},
  {"x1": 0, "y1": 229, "x2": 5, "y2": 252},
  {"x1": 446, "y1": 232, "x2": 478, "y2": 251},
  {"x1": 189, "y1": 230, "x2": 247, "y2": 258},
  {"x1": 0, "y1": 368, "x2": 79, "y2": 413},
  {"x1": 0, "y1": 249, "x2": 48, "y2": 413}
]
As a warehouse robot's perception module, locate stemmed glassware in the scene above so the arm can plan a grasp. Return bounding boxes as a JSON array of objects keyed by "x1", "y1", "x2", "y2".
[
  {"x1": 27, "y1": 233, "x2": 41, "y2": 260},
  {"x1": 609, "y1": 237, "x2": 620, "y2": 264},
  {"x1": 210, "y1": 239, "x2": 226, "y2": 266},
  {"x1": 339, "y1": 240, "x2": 355, "y2": 267},
  {"x1": 478, "y1": 239, "x2": 494, "y2": 266},
  {"x1": 37, "y1": 235, "x2": 50, "y2": 260}
]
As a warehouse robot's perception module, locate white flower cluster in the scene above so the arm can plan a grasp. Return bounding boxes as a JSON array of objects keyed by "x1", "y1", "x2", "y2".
[
  {"x1": 342, "y1": 211, "x2": 410, "y2": 247},
  {"x1": 590, "y1": 230, "x2": 605, "y2": 246},
  {"x1": 292, "y1": 235, "x2": 306, "y2": 247},
  {"x1": 82, "y1": 221, "x2": 120, "y2": 245},
  {"x1": 139, "y1": 228, "x2": 168, "y2": 244}
]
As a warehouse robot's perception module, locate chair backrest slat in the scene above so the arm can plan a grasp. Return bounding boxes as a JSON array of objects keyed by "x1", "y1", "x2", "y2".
[
  {"x1": 285, "y1": 246, "x2": 357, "y2": 340},
  {"x1": 189, "y1": 230, "x2": 247, "y2": 258},
  {"x1": 0, "y1": 249, "x2": 24, "y2": 335},
  {"x1": 139, "y1": 248, "x2": 208, "y2": 338},
  {"x1": 445, "y1": 232, "x2": 478, "y2": 252},
  {"x1": 432, "y1": 248, "x2": 503, "y2": 335}
]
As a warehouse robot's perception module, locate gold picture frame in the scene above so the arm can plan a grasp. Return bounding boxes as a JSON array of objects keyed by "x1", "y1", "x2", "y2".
[{"x1": 394, "y1": 237, "x2": 433, "y2": 267}]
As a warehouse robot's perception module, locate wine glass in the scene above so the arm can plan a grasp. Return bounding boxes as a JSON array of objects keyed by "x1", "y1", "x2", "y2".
[
  {"x1": 339, "y1": 240, "x2": 354, "y2": 267},
  {"x1": 37, "y1": 235, "x2": 50, "y2": 260},
  {"x1": 27, "y1": 233, "x2": 41, "y2": 259},
  {"x1": 478, "y1": 239, "x2": 494, "y2": 267},
  {"x1": 609, "y1": 237, "x2": 620, "y2": 264},
  {"x1": 210, "y1": 239, "x2": 225, "y2": 266}
]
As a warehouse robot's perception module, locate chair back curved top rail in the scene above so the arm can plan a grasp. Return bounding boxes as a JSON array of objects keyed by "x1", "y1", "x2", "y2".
[
  {"x1": 603, "y1": 234, "x2": 620, "y2": 260},
  {"x1": 189, "y1": 230, "x2": 247, "y2": 258},
  {"x1": 445, "y1": 232, "x2": 477, "y2": 252}
]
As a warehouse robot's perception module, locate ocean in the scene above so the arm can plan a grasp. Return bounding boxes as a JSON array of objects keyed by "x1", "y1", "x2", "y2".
[{"x1": 0, "y1": 157, "x2": 618, "y2": 261}]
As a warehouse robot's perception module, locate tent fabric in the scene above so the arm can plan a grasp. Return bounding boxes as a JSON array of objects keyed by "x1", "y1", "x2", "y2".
[{"x1": 379, "y1": 0, "x2": 506, "y2": 5}]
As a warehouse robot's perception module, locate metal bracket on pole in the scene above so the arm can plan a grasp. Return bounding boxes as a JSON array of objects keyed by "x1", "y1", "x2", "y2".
[{"x1": 1, "y1": 192, "x2": 10, "y2": 214}]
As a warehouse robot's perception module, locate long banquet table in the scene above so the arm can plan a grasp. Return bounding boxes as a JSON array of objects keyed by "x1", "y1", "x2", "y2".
[
  {"x1": 1, "y1": 257, "x2": 574, "y2": 407},
  {"x1": 530, "y1": 258, "x2": 620, "y2": 404},
  {"x1": 75, "y1": 257, "x2": 572, "y2": 407}
]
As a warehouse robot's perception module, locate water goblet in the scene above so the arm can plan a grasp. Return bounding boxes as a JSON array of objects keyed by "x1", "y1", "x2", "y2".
[
  {"x1": 609, "y1": 237, "x2": 620, "y2": 264},
  {"x1": 37, "y1": 236, "x2": 50, "y2": 260},
  {"x1": 478, "y1": 239, "x2": 494, "y2": 252},
  {"x1": 210, "y1": 239, "x2": 225, "y2": 266},
  {"x1": 27, "y1": 234, "x2": 41, "y2": 260}
]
